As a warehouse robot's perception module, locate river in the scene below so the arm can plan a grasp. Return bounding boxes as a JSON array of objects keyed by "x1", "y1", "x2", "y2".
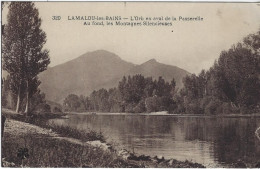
[{"x1": 49, "y1": 113, "x2": 260, "y2": 167}]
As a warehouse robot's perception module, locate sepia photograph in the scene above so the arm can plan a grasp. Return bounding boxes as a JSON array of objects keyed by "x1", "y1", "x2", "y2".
[{"x1": 1, "y1": 1, "x2": 260, "y2": 168}]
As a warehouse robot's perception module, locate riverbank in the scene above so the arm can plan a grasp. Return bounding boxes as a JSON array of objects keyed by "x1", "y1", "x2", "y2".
[
  {"x1": 2, "y1": 118, "x2": 135, "y2": 167},
  {"x1": 2, "y1": 109, "x2": 206, "y2": 168},
  {"x1": 66, "y1": 111, "x2": 260, "y2": 118}
]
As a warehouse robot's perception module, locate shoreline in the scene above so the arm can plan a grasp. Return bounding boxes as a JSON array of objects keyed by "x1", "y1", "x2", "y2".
[
  {"x1": 65, "y1": 111, "x2": 260, "y2": 118},
  {"x1": 2, "y1": 108, "x2": 259, "y2": 168},
  {"x1": 2, "y1": 109, "x2": 206, "y2": 168}
]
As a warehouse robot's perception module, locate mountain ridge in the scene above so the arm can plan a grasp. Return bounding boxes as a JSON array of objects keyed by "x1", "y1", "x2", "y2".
[{"x1": 39, "y1": 50, "x2": 190, "y2": 103}]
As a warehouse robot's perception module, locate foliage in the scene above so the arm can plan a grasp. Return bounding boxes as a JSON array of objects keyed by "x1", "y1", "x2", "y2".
[
  {"x1": 2, "y1": 2, "x2": 50, "y2": 114},
  {"x1": 145, "y1": 97, "x2": 160, "y2": 112},
  {"x1": 63, "y1": 94, "x2": 82, "y2": 111},
  {"x1": 174, "y1": 29, "x2": 260, "y2": 114},
  {"x1": 133, "y1": 99, "x2": 146, "y2": 113},
  {"x1": 62, "y1": 30, "x2": 259, "y2": 115},
  {"x1": 2, "y1": 75, "x2": 51, "y2": 114},
  {"x1": 48, "y1": 124, "x2": 106, "y2": 142},
  {"x1": 63, "y1": 75, "x2": 176, "y2": 113}
]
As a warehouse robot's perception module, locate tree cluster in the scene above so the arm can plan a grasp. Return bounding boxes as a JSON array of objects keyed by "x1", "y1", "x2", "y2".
[
  {"x1": 63, "y1": 30, "x2": 259, "y2": 115},
  {"x1": 174, "y1": 30, "x2": 260, "y2": 114},
  {"x1": 63, "y1": 75, "x2": 176, "y2": 113},
  {"x1": 2, "y1": 2, "x2": 50, "y2": 115},
  {"x1": 2, "y1": 75, "x2": 63, "y2": 114}
]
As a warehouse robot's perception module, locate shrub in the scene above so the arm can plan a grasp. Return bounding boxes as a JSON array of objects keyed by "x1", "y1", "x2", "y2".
[
  {"x1": 125, "y1": 103, "x2": 135, "y2": 113},
  {"x1": 204, "y1": 99, "x2": 222, "y2": 115},
  {"x1": 145, "y1": 97, "x2": 160, "y2": 112},
  {"x1": 185, "y1": 102, "x2": 202, "y2": 114},
  {"x1": 171, "y1": 104, "x2": 184, "y2": 114},
  {"x1": 109, "y1": 103, "x2": 123, "y2": 113},
  {"x1": 199, "y1": 97, "x2": 211, "y2": 113},
  {"x1": 158, "y1": 96, "x2": 175, "y2": 112},
  {"x1": 133, "y1": 99, "x2": 145, "y2": 113}
]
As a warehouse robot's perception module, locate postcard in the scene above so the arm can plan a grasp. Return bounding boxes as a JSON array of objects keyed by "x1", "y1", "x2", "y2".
[{"x1": 1, "y1": 1, "x2": 260, "y2": 168}]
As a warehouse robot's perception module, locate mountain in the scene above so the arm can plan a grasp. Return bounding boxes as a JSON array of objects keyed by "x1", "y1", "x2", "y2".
[
  {"x1": 127, "y1": 59, "x2": 190, "y2": 88},
  {"x1": 39, "y1": 50, "x2": 190, "y2": 103},
  {"x1": 39, "y1": 50, "x2": 135, "y2": 103}
]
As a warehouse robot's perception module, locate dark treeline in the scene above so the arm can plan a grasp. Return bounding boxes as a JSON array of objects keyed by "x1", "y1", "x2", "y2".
[
  {"x1": 175, "y1": 30, "x2": 260, "y2": 114},
  {"x1": 63, "y1": 75, "x2": 176, "y2": 113},
  {"x1": 64, "y1": 30, "x2": 260, "y2": 114}
]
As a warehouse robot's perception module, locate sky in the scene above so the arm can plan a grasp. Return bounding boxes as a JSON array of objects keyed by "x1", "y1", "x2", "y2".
[{"x1": 2, "y1": 2, "x2": 260, "y2": 74}]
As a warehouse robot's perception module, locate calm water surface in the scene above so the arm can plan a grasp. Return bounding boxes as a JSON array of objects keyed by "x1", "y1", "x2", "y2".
[{"x1": 49, "y1": 114, "x2": 260, "y2": 167}]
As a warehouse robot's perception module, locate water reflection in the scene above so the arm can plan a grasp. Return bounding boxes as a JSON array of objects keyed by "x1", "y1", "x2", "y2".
[{"x1": 49, "y1": 114, "x2": 260, "y2": 167}]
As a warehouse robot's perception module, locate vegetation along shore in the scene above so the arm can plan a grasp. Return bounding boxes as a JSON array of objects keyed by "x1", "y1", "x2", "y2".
[{"x1": 2, "y1": 109, "x2": 206, "y2": 168}]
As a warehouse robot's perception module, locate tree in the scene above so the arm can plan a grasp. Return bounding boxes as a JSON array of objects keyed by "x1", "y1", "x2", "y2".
[
  {"x1": 170, "y1": 78, "x2": 176, "y2": 97},
  {"x1": 63, "y1": 94, "x2": 81, "y2": 111},
  {"x1": 2, "y1": 2, "x2": 50, "y2": 114},
  {"x1": 145, "y1": 96, "x2": 160, "y2": 112},
  {"x1": 179, "y1": 29, "x2": 260, "y2": 114}
]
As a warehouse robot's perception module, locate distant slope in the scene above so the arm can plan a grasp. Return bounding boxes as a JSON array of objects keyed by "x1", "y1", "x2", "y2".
[
  {"x1": 39, "y1": 50, "x2": 190, "y2": 103},
  {"x1": 126, "y1": 59, "x2": 190, "y2": 88},
  {"x1": 39, "y1": 50, "x2": 135, "y2": 103}
]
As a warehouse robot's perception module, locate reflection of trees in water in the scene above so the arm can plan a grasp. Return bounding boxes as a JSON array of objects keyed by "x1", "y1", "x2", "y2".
[
  {"x1": 176, "y1": 117, "x2": 260, "y2": 166},
  {"x1": 180, "y1": 117, "x2": 219, "y2": 142},
  {"x1": 53, "y1": 115, "x2": 260, "y2": 166},
  {"x1": 212, "y1": 118, "x2": 260, "y2": 166},
  {"x1": 65, "y1": 115, "x2": 183, "y2": 149}
]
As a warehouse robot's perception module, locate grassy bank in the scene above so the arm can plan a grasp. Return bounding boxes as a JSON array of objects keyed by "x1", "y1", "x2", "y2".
[
  {"x1": 2, "y1": 108, "x2": 105, "y2": 143},
  {"x1": 1, "y1": 111, "x2": 145, "y2": 168},
  {"x1": 2, "y1": 120, "x2": 140, "y2": 167},
  {"x1": 2, "y1": 109, "x2": 206, "y2": 168}
]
